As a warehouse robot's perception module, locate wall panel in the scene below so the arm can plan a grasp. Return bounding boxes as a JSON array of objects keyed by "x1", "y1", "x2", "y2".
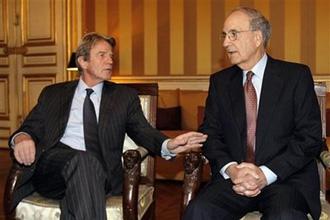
[
  {"x1": 0, "y1": 126, "x2": 10, "y2": 148},
  {"x1": 143, "y1": 0, "x2": 157, "y2": 76},
  {"x1": 22, "y1": 0, "x2": 55, "y2": 45},
  {"x1": 132, "y1": 0, "x2": 144, "y2": 75},
  {"x1": 22, "y1": 74, "x2": 56, "y2": 117},
  {"x1": 284, "y1": 0, "x2": 301, "y2": 63},
  {"x1": 157, "y1": 0, "x2": 170, "y2": 76},
  {"x1": 315, "y1": 0, "x2": 330, "y2": 75},
  {"x1": 183, "y1": 0, "x2": 197, "y2": 76},
  {"x1": 170, "y1": 0, "x2": 184, "y2": 75},
  {"x1": 82, "y1": 0, "x2": 330, "y2": 83},
  {"x1": 0, "y1": 74, "x2": 9, "y2": 119},
  {"x1": 196, "y1": 0, "x2": 211, "y2": 75},
  {"x1": 119, "y1": 0, "x2": 132, "y2": 75},
  {"x1": 0, "y1": 0, "x2": 7, "y2": 45}
]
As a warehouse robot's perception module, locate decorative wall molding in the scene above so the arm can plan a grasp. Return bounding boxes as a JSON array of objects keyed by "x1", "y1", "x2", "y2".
[
  {"x1": 112, "y1": 74, "x2": 330, "y2": 92},
  {"x1": 112, "y1": 75, "x2": 210, "y2": 91},
  {"x1": 0, "y1": 74, "x2": 9, "y2": 119},
  {"x1": 4, "y1": 46, "x2": 27, "y2": 55},
  {"x1": 0, "y1": 126, "x2": 10, "y2": 148},
  {"x1": 0, "y1": 0, "x2": 8, "y2": 46},
  {"x1": 0, "y1": 56, "x2": 9, "y2": 67},
  {"x1": 23, "y1": 53, "x2": 57, "y2": 66},
  {"x1": 22, "y1": 74, "x2": 56, "y2": 117},
  {"x1": 22, "y1": 0, "x2": 56, "y2": 46}
]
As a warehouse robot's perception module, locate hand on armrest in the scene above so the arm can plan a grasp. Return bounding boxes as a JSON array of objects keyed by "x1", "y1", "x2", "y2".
[{"x1": 12, "y1": 133, "x2": 36, "y2": 166}]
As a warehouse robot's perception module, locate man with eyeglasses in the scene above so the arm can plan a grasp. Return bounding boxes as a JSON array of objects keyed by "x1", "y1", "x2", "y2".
[{"x1": 183, "y1": 6, "x2": 322, "y2": 220}]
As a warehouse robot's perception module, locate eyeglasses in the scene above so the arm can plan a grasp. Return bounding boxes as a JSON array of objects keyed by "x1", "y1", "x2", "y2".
[{"x1": 221, "y1": 30, "x2": 254, "y2": 41}]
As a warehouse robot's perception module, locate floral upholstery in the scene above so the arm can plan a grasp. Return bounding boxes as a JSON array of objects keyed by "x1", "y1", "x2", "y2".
[
  {"x1": 240, "y1": 199, "x2": 329, "y2": 220},
  {"x1": 16, "y1": 185, "x2": 154, "y2": 220}
]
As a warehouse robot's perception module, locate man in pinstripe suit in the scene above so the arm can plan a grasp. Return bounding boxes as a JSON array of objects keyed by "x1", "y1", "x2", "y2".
[{"x1": 9, "y1": 32, "x2": 207, "y2": 220}]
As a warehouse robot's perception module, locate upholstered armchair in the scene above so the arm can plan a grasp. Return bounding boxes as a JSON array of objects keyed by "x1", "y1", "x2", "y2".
[
  {"x1": 182, "y1": 82, "x2": 330, "y2": 220},
  {"x1": 4, "y1": 83, "x2": 158, "y2": 220}
]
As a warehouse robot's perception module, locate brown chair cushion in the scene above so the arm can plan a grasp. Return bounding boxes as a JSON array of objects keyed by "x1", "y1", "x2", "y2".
[
  {"x1": 179, "y1": 90, "x2": 208, "y2": 130},
  {"x1": 158, "y1": 89, "x2": 180, "y2": 108},
  {"x1": 156, "y1": 106, "x2": 181, "y2": 130}
]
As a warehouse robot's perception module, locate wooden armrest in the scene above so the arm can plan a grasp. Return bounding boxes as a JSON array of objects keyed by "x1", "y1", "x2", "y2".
[
  {"x1": 122, "y1": 148, "x2": 149, "y2": 220},
  {"x1": 320, "y1": 150, "x2": 330, "y2": 169},
  {"x1": 135, "y1": 146, "x2": 148, "y2": 161},
  {"x1": 181, "y1": 151, "x2": 204, "y2": 216},
  {"x1": 319, "y1": 138, "x2": 330, "y2": 168}
]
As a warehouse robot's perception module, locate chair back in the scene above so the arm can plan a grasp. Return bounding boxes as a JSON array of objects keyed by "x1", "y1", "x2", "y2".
[
  {"x1": 314, "y1": 82, "x2": 326, "y2": 138},
  {"x1": 315, "y1": 82, "x2": 327, "y2": 194},
  {"x1": 121, "y1": 83, "x2": 158, "y2": 185}
]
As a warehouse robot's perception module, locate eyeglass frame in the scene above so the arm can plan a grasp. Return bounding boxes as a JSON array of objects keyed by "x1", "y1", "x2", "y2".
[{"x1": 221, "y1": 29, "x2": 255, "y2": 41}]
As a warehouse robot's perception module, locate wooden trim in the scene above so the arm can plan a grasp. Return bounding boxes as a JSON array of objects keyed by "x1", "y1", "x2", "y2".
[
  {"x1": 0, "y1": 74, "x2": 9, "y2": 120},
  {"x1": 112, "y1": 75, "x2": 209, "y2": 91}
]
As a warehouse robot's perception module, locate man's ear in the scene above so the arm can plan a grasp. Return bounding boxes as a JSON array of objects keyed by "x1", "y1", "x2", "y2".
[
  {"x1": 77, "y1": 56, "x2": 88, "y2": 69},
  {"x1": 254, "y1": 30, "x2": 263, "y2": 47}
]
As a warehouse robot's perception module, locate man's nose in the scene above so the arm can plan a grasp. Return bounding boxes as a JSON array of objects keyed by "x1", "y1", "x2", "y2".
[
  {"x1": 107, "y1": 55, "x2": 113, "y2": 64},
  {"x1": 222, "y1": 35, "x2": 230, "y2": 48}
]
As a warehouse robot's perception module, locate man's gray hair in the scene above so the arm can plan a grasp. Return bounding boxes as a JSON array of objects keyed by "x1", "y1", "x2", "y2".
[
  {"x1": 232, "y1": 7, "x2": 271, "y2": 48},
  {"x1": 75, "y1": 32, "x2": 116, "y2": 74}
]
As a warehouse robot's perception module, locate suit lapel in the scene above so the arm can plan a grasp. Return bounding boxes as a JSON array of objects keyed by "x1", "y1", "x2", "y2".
[
  {"x1": 255, "y1": 57, "x2": 284, "y2": 156},
  {"x1": 98, "y1": 81, "x2": 116, "y2": 143},
  {"x1": 228, "y1": 67, "x2": 245, "y2": 134}
]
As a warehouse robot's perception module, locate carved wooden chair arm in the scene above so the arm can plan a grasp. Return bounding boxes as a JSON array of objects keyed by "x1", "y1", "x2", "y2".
[
  {"x1": 320, "y1": 150, "x2": 330, "y2": 169},
  {"x1": 5, "y1": 148, "x2": 149, "y2": 220},
  {"x1": 122, "y1": 147, "x2": 149, "y2": 220},
  {"x1": 4, "y1": 159, "x2": 25, "y2": 218},
  {"x1": 181, "y1": 151, "x2": 204, "y2": 216},
  {"x1": 319, "y1": 138, "x2": 330, "y2": 168}
]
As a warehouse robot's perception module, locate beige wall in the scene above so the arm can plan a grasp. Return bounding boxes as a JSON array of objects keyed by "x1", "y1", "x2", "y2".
[{"x1": 80, "y1": 0, "x2": 330, "y2": 81}]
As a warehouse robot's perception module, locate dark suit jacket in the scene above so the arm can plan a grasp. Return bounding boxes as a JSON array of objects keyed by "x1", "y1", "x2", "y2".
[
  {"x1": 201, "y1": 56, "x2": 323, "y2": 219},
  {"x1": 9, "y1": 80, "x2": 167, "y2": 210}
]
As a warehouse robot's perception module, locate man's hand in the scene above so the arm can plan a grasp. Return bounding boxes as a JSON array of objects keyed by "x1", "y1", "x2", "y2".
[
  {"x1": 167, "y1": 131, "x2": 207, "y2": 154},
  {"x1": 226, "y1": 162, "x2": 267, "y2": 197},
  {"x1": 13, "y1": 133, "x2": 36, "y2": 166}
]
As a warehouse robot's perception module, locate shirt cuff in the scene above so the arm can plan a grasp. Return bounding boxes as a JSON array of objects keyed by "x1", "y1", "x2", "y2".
[
  {"x1": 259, "y1": 165, "x2": 277, "y2": 185},
  {"x1": 10, "y1": 132, "x2": 31, "y2": 148},
  {"x1": 161, "y1": 139, "x2": 176, "y2": 160},
  {"x1": 220, "y1": 162, "x2": 238, "y2": 179}
]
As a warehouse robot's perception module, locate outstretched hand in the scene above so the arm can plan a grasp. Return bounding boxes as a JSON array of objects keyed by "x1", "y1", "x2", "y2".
[{"x1": 167, "y1": 131, "x2": 207, "y2": 154}]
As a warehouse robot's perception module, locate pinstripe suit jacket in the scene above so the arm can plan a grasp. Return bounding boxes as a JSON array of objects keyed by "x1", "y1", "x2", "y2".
[
  {"x1": 201, "y1": 56, "x2": 323, "y2": 219},
  {"x1": 9, "y1": 80, "x2": 167, "y2": 210}
]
